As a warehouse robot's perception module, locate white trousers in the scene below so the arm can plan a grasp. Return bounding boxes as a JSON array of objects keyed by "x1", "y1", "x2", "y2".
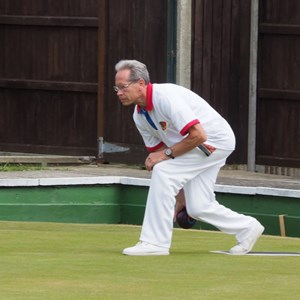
[{"x1": 140, "y1": 148, "x2": 258, "y2": 248}]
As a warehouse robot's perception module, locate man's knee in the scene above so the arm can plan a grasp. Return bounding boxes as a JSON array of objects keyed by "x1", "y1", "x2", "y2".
[
  {"x1": 152, "y1": 161, "x2": 169, "y2": 178},
  {"x1": 187, "y1": 199, "x2": 215, "y2": 220},
  {"x1": 151, "y1": 163, "x2": 183, "y2": 196}
]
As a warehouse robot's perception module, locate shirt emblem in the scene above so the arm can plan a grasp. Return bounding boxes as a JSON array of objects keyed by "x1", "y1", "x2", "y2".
[{"x1": 159, "y1": 121, "x2": 167, "y2": 131}]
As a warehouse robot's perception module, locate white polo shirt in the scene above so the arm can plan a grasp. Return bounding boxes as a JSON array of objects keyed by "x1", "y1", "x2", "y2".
[{"x1": 133, "y1": 83, "x2": 235, "y2": 152}]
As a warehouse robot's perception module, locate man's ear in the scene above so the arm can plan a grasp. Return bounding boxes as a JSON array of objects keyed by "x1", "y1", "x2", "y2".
[{"x1": 139, "y1": 78, "x2": 146, "y2": 86}]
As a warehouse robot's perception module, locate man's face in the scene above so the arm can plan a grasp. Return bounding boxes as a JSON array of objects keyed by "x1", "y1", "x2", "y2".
[{"x1": 114, "y1": 69, "x2": 143, "y2": 106}]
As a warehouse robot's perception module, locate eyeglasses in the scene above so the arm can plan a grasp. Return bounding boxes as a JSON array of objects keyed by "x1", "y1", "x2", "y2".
[{"x1": 113, "y1": 81, "x2": 136, "y2": 93}]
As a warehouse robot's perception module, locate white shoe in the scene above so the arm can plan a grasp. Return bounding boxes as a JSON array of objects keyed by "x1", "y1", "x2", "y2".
[
  {"x1": 122, "y1": 241, "x2": 169, "y2": 256},
  {"x1": 230, "y1": 222, "x2": 265, "y2": 255}
]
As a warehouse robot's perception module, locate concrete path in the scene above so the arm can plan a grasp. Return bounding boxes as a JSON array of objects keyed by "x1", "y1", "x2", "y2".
[{"x1": 0, "y1": 163, "x2": 299, "y2": 190}]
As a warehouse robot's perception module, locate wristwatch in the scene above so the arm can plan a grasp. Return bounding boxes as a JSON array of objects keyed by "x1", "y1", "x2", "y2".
[{"x1": 164, "y1": 148, "x2": 175, "y2": 159}]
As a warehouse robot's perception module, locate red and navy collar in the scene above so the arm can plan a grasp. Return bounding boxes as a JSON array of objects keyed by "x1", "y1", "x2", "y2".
[{"x1": 137, "y1": 83, "x2": 153, "y2": 113}]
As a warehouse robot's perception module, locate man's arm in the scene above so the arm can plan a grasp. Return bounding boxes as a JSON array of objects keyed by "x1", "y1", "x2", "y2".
[{"x1": 145, "y1": 123, "x2": 206, "y2": 171}]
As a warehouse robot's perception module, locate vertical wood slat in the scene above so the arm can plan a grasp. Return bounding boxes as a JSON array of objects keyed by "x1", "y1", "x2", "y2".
[
  {"x1": 219, "y1": 0, "x2": 232, "y2": 119},
  {"x1": 210, "y1": 0, "x2": 223, "y2": 109},
  {"x1": 201, "y1": 0, "x2": 213, "y2": 101},
  {"x1": 191, "y1": 0, "x2": 204, "y2": 91}
]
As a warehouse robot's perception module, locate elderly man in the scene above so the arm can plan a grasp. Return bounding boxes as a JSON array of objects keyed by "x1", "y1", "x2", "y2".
[{"x1": 114, "y1": 59, "x2": 264, "y2": 256}]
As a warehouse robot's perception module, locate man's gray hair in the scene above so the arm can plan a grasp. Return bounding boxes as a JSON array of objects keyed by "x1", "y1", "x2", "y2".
[{"x1": 115, "y1": 60, "x2": 150, "y2": 84}]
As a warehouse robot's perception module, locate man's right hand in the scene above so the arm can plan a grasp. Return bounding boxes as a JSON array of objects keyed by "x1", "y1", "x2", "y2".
[{"x1": 174, "y1": 189, "x2": 186, "y2": 222}]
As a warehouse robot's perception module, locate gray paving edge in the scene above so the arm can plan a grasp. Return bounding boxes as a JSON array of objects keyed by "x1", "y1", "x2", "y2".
[{"x1": 0, "y1": 176, "x2": 299, "y2": 199}]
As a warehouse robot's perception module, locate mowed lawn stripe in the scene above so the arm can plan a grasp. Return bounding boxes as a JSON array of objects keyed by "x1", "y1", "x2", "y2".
[{"x1": 0, "y1": 222, "x2": 299, "y2": 300}]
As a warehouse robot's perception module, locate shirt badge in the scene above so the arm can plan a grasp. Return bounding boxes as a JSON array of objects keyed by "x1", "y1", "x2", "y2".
[{"x1": 159, "y1": 121, "x2": 167, "y2": 131}]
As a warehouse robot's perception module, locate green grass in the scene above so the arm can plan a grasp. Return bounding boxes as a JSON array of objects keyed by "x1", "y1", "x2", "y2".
[
  {"x1": 0, "y1": 163, "x2": 47, "y2": 172},
  {"x1": 0, "y1": 222, "x2": 299, "y2": 300}
]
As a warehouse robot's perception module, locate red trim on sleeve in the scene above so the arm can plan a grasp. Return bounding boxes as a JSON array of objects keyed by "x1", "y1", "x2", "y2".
[
  {"x1": 146, "y1": 141, "x2": 165, "y2": 152},
  {"x1": 180, "y1": 119, "x2": 200, "y2": 136}
]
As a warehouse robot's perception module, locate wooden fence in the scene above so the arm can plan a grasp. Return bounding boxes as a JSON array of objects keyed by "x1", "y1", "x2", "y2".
[{"x1": 0, "y1": 0, "x2": 299, "y2": 169}]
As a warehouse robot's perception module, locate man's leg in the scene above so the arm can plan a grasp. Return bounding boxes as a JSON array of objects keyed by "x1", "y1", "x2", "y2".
[
  {"x1": 123, "y1": 148, "x2": 229, "y2": 255},
  {"x1": 184, "y1": 164, "x2": 256, "y2": 239},
  {"x1": 184, "y1": 153, "x2": 264, "y2": 254},
  {"x1": 122, "y1": 148, "x2": 263, "y2": 255}
]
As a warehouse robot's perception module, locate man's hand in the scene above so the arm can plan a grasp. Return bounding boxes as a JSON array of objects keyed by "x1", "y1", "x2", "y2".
[
  {"x1": 145, "y1": 151, "x2": 168, "y2": 171},
  {"x1": 174, "y1": 189, "x2": 186, "y2": 222}
]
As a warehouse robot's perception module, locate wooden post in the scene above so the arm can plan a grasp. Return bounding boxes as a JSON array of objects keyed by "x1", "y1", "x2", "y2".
[
  {"x1": 97, "y1": 0, "x2": 107, "y2": 163},
  {"x1": 247, "y1": 0, "x2": 259, "y2": 172},
  {"x1": 279, "y1": 215, "x2": 286, "y2": 237}
]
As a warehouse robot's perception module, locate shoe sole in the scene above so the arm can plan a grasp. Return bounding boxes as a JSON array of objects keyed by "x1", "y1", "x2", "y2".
[{"x1": 122, "y1": 250, "x2": 169, "y2": 256}]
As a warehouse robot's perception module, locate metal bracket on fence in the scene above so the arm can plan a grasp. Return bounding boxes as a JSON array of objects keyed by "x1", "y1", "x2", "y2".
[{"x1": 98, "y1": 137, "x2": 130, "y2": 159}]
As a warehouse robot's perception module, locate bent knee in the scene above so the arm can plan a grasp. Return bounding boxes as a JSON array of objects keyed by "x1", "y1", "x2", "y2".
[
  {"x1": 187, "y1": 203, "x2": 213, "y2": 220},
  {"x1": 152, "y1": 161, "x2": 170, "y2": 177}
]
